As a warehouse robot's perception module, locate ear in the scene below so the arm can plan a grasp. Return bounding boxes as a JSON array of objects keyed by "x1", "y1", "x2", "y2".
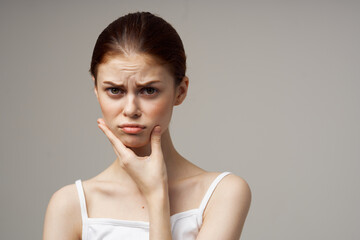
[
  {"x1": 92, "y1": 76, "x2": 99, "y2": 99},
  {"x1": 174, "y1": 76, "x2": 189, "y2": 106}
]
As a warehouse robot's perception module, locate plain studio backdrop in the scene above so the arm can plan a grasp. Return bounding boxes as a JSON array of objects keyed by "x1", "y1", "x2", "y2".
[{"x1": 0, "y1": 0, "x2": 359, "y2": 239}]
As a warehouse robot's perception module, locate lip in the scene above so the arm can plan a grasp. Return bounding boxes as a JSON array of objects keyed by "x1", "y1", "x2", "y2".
[
  {"x1": 119, "y1": 123, "x2": 146, "y2": 134},
  {"x1": 119, "y1": 123, "x2": 146, "y2": 128},
  {"x1": 121, "y1": 127, "x2": 144, "y2": 134}
]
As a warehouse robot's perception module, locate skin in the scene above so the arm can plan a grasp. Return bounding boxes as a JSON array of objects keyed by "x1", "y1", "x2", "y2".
[
  {"x1": 42, "y1": 53, "x2": 252, "y2": 240},
  {"x1": 94, "y1": 54, "x2": 188, "y2": 239},
  {"x1": 93, "y1": 54, "x2": 189, "y2": 188}
]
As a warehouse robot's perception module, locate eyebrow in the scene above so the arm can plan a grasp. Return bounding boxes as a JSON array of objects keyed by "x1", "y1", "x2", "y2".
[{"x1": 102, "y1": 80, "x2": 162, "y2": 87}]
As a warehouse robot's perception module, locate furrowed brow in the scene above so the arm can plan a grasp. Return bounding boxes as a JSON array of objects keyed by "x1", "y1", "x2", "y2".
[
  {"x1": 102, "y1": 80, "x2": 161, "y2": 87},
  {"x1": 135, "y1": 80, "x2": 161, "y2": 87}
]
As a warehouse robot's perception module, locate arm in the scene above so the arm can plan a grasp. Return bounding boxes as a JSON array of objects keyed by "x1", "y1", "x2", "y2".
[
  {"x1": 97, "y1": 120, "x2": 173, "y2": 239},
  {"x1": 196, "y1": 174, "x2": 251, "y2": 240},
  {"x1": 43, "y1": 184, "x2": 81, "y2": 240},
  {"x1": 146, "y1": 182, "x2": 172, "y2": 240}
]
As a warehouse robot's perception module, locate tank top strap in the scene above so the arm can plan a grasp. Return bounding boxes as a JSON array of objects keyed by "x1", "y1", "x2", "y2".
[
  {"x1": 75, "y1": 179, "x2": 89, "y2": 223},
  {"x1": 198, "y1": 171, "x2": 232, "y2": 216}
]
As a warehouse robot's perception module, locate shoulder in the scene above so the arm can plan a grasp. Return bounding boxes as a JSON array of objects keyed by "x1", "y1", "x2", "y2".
[
  {"x1": 197, "y1": 172, "x2": 251, "y2": 239},
  {"x1": 203, "y1": 171, "x2": 251, "y2": 218},
  {"x1": 203, "y1": 171, "x2": 251, "y2": 194},
  {"x1": 218, "y1": 172, "x2": 251, "y2": 201},
  {"x1": 43, "y1": 182, "x2": 82, "y2": 240},
  {"x1": 48, "y1": 183, "x2": 80, "y2": 210}
]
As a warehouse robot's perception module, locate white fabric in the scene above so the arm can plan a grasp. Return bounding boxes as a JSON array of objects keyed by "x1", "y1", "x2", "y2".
[{"x1": 75, "y1": 171, "x2": 232, "y2": 240}]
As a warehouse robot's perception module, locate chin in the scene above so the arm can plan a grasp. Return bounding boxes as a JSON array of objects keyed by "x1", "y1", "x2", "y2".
[{"x1": 120, "y1": 136, "x2": 149, "y2": 148}]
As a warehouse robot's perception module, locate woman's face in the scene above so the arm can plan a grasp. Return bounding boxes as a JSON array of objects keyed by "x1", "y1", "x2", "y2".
[{"x1": 94, "y1": 54, "x2": 183, "y2": 148}]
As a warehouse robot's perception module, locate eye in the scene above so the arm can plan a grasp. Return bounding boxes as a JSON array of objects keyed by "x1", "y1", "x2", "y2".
[
  {"x1": 106, "y1": 87, "x2": 124, "y2": 95},
  {"x1": 140, "y1": 87, "x2": 158, "y2": 96}
]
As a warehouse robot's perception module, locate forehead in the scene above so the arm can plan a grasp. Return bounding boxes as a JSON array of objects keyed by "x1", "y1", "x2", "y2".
[{"x1": 97, "y1": 54, "x2": 173, "y2": 84}]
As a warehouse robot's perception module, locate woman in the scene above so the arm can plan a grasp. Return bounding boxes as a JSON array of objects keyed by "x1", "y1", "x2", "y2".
[{"x1": 43, "y1": 12, "x2": 251, "y2": 240}]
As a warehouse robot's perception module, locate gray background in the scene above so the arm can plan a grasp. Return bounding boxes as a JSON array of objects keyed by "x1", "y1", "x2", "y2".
[{"x1": 0, "y1": 0, "x2": 359, "y2": 239}]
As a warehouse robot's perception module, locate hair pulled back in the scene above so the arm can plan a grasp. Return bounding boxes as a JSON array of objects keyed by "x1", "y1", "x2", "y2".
[{"x1": 90, "y1": 12, "x2": 186, "y2": 87}]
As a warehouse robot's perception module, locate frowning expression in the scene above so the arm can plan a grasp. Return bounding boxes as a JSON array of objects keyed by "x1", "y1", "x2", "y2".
[{"x1": 94, "y1": 54, "x2": 178, "y2": 148}]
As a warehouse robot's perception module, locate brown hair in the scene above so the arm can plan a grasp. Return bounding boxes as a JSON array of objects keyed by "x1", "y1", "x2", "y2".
[{"x1": 89, "y1": 12, "x2": 186, "y2": 88}]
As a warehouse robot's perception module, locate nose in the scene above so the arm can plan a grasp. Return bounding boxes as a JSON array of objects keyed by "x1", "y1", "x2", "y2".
[{"x1": 123, "y1": 94, "x2": 141, "y2": 118}]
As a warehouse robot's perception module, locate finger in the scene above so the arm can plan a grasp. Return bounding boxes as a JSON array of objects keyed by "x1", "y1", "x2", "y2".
[
  {"x1": 150, "y1": 125, "x2": 162, "y2": 157},
  {"x1": 111, "y1": 145, "x2": 126, "y2": 168},
  {"x1": 97, "y1": 118, "x2": 129, "y2": 157}
]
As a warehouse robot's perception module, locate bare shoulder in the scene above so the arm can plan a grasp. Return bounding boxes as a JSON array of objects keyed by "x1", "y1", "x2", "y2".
[
  {"x1": 219, "y1": 172, "x2": 251, "y2": 201},
  {"x1": 207, "y1": 171, "x2": 250, "y2": 196},
  {"x1": 49, "y1": 183, "x2": 80, "y2": 210},
  {"x1": 43, "y1": 183, "x2": 81, "y2": 240},
  {"x1": 196, "y1": 172, "x2": 251, "y2": 239},
  {"x1": 203, "y1": 171, "x2": 251, "y2": 219}
]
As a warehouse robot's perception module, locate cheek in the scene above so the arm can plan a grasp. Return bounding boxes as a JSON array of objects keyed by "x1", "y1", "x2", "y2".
[
  {"x1": 146, "y1": 99, "x2": 173, "y2": 125},
  {"x1": 98, "y1": 96, "x2": 121, "y2": 123}
]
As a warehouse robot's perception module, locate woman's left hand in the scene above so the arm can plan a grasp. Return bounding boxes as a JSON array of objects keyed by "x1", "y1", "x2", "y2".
[{"x1": 97, "y1": 118, "x2": 168, "y2": 199}]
